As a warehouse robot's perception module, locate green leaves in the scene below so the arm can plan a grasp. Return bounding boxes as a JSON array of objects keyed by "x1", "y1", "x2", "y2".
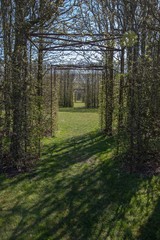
[{"x1": 120, "y1": 31, "x2": 138, "y2": 47}]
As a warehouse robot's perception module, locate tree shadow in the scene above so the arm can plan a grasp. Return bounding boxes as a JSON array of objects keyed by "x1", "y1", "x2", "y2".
[
  {"x1": 137, "y1": 195, "x2": 160, "y2": 240},
  {"x1": 0, "y1": 132, "x2": 160, "y2": 240}
]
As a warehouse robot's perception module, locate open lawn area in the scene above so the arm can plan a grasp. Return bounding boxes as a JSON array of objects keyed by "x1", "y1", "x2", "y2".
[{"x1": 0, "y1": 105, "x2": 160, "y2": 240}]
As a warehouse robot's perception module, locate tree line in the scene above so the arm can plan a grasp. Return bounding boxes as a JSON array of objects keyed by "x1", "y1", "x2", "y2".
[{"x1": 0, "y1": 0, "x2": 160, "y2": 172}]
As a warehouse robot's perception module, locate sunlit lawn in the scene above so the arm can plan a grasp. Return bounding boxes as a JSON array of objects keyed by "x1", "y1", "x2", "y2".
[
  {"x1": 57, "y1": 102, "x2": 99, "y2": 139},
  {"x1": 0, "y1": 104, "x2": 160, "y2": 239}
]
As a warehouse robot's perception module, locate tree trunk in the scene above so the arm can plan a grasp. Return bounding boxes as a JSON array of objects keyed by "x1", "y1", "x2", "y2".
[
  {"x1": 10, "y1": 0, "x2": 28, "y2": 163},
  {"x1": 118, "y1": 49, "x2": 125, "y2": 131}
]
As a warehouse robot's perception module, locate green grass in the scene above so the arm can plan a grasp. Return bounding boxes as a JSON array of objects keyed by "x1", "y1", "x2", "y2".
[
  {"x1": 73, "y1": 101, "x2": 85, "y2": 108},
  {"x1": 57, "y1": 104, "x2": 99, "y2": 140},
  {"x1": 0, "y1": 106, "x2": 160, "y2": 240}
]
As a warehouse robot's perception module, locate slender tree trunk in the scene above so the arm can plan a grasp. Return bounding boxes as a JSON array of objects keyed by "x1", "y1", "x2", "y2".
[
  {"x1": 127, "y1": 45, "x2": 135, "y2": 167},
  {"x1": 0, "y1": 82, "x2": 3, "y2": 164},
  {"x1": 1, "y1": 0, "x2": 12, "y2": 139},
  {"x1": 37, "y1": 46, "x2": 43, "y2": 156},
  {"x1": 118, "y1": 49, "x2": 125, "y2": 131},
  {"x1": 10, "y1": 0, "x2": 28, "y2": 162},
  {"x1": 105, "y1": 51, "x2": 114, "y2": 136}
]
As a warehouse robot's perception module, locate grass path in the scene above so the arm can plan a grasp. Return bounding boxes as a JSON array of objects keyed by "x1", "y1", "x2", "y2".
[{"x1": 0, "y1": 105, "x2": 160, "y2": 239}]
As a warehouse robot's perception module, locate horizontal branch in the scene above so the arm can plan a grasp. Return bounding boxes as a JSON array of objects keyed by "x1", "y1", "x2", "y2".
[
  {"x1": 42, "y1": 47, "x2": 122, "y2": 52},
  {"x1": 41, "y1": 41, "x2": 119, "y2": 50},
  {"x1": 50, "y1": 67, "x2": 104, "y2": 70},
  {"x1": 30, "y1": 32, "x2": 120, "y2": 37},
  {"x1": 50, "y1": 64, "x2": 104, "y2": 70},
  {"x1": 30, "y1": 35, "x2": 121, "y2": 43}
]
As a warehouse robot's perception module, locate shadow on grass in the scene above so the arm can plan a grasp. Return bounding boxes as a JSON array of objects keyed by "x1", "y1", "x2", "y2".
[
  {"x1": 137, "y1": 196, "x2": 160, "y2": 240},
  {"x1": 1, "y1": 132, "x2": 160, "y2": 240}
]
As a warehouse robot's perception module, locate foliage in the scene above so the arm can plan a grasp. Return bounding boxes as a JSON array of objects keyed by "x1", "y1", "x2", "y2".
[{"x1": 120, "y1": 31, "x2": 138, "y2": 47}]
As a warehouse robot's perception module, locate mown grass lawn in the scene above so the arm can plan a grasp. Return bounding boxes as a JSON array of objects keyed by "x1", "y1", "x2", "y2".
[{"x1": 0, "y1": 105, "x2": 160, "y2": 240}]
